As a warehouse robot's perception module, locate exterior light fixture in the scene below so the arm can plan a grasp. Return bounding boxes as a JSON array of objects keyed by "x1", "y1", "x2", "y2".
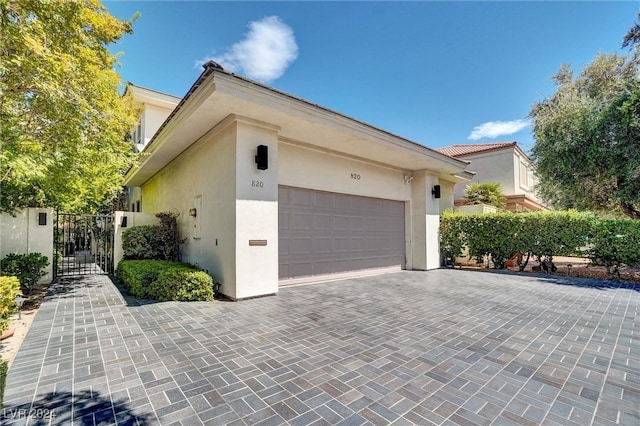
[
  {"x1": 255, "y1": 145, "x2": 268, "y2": 170},
  {"x1": 14, "y1": 296, "x2": 26, "y2": 320},
  {"x1": 432, "y1": 185, "x2": 441, "y2": 199},
  {"x1": 189, "y1": 208, "x2": 197, "y2": 217}
]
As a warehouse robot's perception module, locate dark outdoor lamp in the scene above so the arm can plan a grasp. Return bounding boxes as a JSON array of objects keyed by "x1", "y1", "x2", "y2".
[
  {"x1": 255, "y1": 145, "x2": 268, "y2": 170},
  {"x1": 432, "y1": 185, "x2": 441, "y2": 199}
]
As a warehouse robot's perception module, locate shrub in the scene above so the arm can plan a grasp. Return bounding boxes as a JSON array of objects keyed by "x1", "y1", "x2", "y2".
[
  {"x1": 462, "y1": 182, "x2": 507, "y2": 209},
  {"x1": 0, "y1": 276, "x2": 21, "y2": 331},
  {"x1": 440, "y1": 211, "x2": 595, "y2": 270},
  {"x1": 0, "y1": 359, "x2": 7, "y2": 410},
  {"x1": 116, "y1": 260, "x2": 213, "y2": 302},
  {"x1": 115, "y1": 259, "x2": 162, "y2": 299},
  {"x1": 589, "y1": 219, "x2": 640, "y2": 279},
  {"x1": 152, "y1": 267, "x2": 214, "y2": 302},
  {"x1": 122, "y1": 225, "x2": 163, "y2": 260},
  {"x1": 155, "y1": 211, "x2": 181, "y2": 261},
  {"x1": 0, "y1": 252, "x2": 49, "y2": 294},
  {"x1": 122, "y1": 211, "x2": 182, "y2": 261}
]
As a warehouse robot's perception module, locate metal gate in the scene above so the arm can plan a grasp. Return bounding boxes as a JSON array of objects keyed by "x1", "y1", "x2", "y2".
[{"x1": 54, "y1": 212, "x2": 115, "y2": 278}]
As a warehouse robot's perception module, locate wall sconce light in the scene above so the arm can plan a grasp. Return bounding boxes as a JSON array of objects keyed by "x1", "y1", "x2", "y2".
[
  {"x1": 255, "y1": 145, "x2": 268, "y2": 170},
  {"x1": 189, "y1": 208, "x2": 197, "y2": 217},
  {"x1": 432, "y1": 185, "x2": 441, "y2": 199},
  {"x1": 38, "y1": 212, "x2": 47, "y2": 226},
  {"x1": 120, "y1": 215, "x2": 128, "y2": 228},
  {"x1": 14, "y1": 296, "x2": 26, "y2": 320}
]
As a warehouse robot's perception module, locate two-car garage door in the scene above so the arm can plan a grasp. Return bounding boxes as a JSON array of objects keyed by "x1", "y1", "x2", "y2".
[{"x1": 279, "y1": 186, "x2": 405, "y2": 280}]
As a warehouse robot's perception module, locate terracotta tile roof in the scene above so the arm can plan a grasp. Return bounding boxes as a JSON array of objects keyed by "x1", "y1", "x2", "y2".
[{"x1": 436, "y1": 141, "x2": 517, "y2": 158}]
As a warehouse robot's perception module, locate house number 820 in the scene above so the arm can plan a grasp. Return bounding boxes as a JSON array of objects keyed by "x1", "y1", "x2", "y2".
[
  {"x1": 350, "y1": 173, "x2": 361, "y2": 180},
  {"x1": 252, "y1": 180, "x2": 264, "y2": 188}
]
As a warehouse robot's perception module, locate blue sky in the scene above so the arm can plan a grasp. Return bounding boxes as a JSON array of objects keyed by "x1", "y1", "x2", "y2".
[{"x1": 105, "y1": 1, "x2": 639, "y2": 152}]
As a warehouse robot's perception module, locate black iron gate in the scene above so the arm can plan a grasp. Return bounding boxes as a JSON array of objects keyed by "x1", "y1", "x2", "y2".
[{"x1": 54, "y1": 212, "x2": 115, "y2": 278}]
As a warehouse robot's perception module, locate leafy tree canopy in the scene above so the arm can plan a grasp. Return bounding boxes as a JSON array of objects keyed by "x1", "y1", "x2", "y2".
[
  {"x1": 0, "y1": 0, "x2": 140, "y2": 214},
  {"x1": 461, "y1": 182, "x2": 507, "y2": 209},
  {"x1": 530, "y1": 14, "x2": 640, "y2": 219}
]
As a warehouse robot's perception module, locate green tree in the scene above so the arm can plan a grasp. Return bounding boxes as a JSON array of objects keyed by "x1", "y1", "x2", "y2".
[
  {"x1": 0, "y1": 0, "x2": 140, "y2": 214},
  {"x1": 461, "y1": 182, "x2": 507, "y2": 209},
  {"x1": 530, "y1": 19, "x2": 640, "y2": 219}
]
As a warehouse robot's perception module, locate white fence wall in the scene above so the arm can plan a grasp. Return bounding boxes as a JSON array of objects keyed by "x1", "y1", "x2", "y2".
[{"x1": 0, "y1": 208, "x2": 54, "y2": 283}]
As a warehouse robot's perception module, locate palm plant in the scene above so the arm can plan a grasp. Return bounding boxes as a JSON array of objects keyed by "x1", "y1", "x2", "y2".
[{"x1": 462, "y1": 182, "x2": 507, "y2": 209}]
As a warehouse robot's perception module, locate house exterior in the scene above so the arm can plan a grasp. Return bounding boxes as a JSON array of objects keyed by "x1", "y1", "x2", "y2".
[
  {"x1": 437, "y1": 142, "x2": 548, "y2": 212},
  {"x1": 124, "y1": 62, "x2": 473, "y2": 300},
  {"x1": 125, "y1": 84, "x2": 181, "y2": 212}
]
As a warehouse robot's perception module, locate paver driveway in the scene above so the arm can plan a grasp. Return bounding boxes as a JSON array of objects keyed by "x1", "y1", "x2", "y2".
[{"x1": 2, "y1": 270, "x2": 639, "y2": 425}]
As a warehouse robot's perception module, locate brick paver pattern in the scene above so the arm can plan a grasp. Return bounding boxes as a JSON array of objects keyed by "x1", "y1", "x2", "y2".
[{"x1": 2, "y1": 270, "x2": 639, "y2": 425}]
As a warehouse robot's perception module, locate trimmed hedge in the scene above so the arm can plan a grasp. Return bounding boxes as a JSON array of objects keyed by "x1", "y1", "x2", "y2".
[
  {"x1": 0, "y1": 276, "x2": 21, "y2": 331},
  {"x1": 589, "y1": 219, "x2": 640, "y2": 279},
  {"x1": 440, "y1": 211, "x2": 640, "y2": 278},
  {"x1": 116, "y1": 260, "x2": 214, "y2": 302}
]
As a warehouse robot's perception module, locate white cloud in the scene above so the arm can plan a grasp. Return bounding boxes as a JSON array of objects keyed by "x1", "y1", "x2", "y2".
[
  {"x1": 468, "y1": 119, "x2": 531, "y2": 140},
  {"x1": 198, "y1": 16, "x2": 298, "y2": 83}
]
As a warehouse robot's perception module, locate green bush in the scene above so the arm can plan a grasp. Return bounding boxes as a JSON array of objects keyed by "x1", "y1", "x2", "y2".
[
  {"x1": 0, "y1": 252, "x2": 49, "y2": 294},
  {"x1": 152, "y1": 267, "x2": 214, "y2": 302},
  {"x1": 115, "y1": 259, "x2": 161, "y2": 299},
  {"x1": 0, "y1": 359, "x2": 7, "y2": 410},
  {"x1": 440, "y1": 211, "x2": 595, "y2": 270},
  {"x1": 441, "y1": 211, "x2": 640, "y2": 279},
  {"x1": 122, "y1": 211, "x2": 182, "y2": 261},
  {"x1": 589, "y1": 219, "x2": 640, "y2": 279},
  {"x1": 0, "y1": 276, "x2": 21, "y2": 331},
  {"x1": 122, "y1": 225, "x2": 163, "y2": 260},
  {"x1": 116, "y1": 260, "x2": 213, "y2": 302}
]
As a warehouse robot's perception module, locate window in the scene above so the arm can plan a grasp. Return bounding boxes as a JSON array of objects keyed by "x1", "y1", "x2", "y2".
[
  {"x1": 131, "y1": 120, "x2": 142, "y2": 145},
  {"x1": 519, "y1": 162, "x2": 529, "y2": 189}
]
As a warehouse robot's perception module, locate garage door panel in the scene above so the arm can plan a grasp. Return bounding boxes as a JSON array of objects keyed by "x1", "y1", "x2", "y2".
[{"x1": 279, "y1": 186, "x2": 405, "y2": 280}]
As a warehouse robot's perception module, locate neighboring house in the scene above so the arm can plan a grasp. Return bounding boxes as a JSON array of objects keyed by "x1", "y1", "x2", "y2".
[
  {"x1": 437, "y1": 142, "x2": 548, "y2": 212},
  {"x1": 125, "y1": 84, "x2": 181, "y2": 212},
  {"x1": 124, "y1": 61, "x2": 473, "y2": 300}
]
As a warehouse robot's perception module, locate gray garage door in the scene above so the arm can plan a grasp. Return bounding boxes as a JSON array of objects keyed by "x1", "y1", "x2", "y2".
[{"x1": 279, "y1": 186, "x2": 405, "y2": 279}]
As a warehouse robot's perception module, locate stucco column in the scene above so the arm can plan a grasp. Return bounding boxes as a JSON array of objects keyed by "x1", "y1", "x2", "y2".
[
  {"x1": 409, "y1": 172, "x2": 441, "y2": 270},
  {"x1": 234, "y1": 117, "x2": 280, "y2": 299}
]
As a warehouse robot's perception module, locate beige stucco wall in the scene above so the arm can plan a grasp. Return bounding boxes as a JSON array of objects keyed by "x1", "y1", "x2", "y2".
[
  {"x1": 453, "y1": 149, "x2": 516, "y2": 199},
  {"x1": 141, "y1": 118, "x2": 238, "y2": 297},
  {"x1": 0, "y1": 208, "x2": 54, "y2": 283},
  {"x1": 142, "y1": 105, "x2": 174, "y2": 148},
  {"x1": 409, "y1": 172, "x2": 441, "y2": 270},
  {"x1": 278, "y1": 141, "x2": 411, "y2": 202},
  {"x1": 234, "y1": 119, "x2": 280, "y2": 299}
]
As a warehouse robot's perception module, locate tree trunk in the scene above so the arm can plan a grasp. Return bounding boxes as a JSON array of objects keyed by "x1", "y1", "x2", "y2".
[{"x1": 620, "y1": 202, "x2": 640, "y2": 220}]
